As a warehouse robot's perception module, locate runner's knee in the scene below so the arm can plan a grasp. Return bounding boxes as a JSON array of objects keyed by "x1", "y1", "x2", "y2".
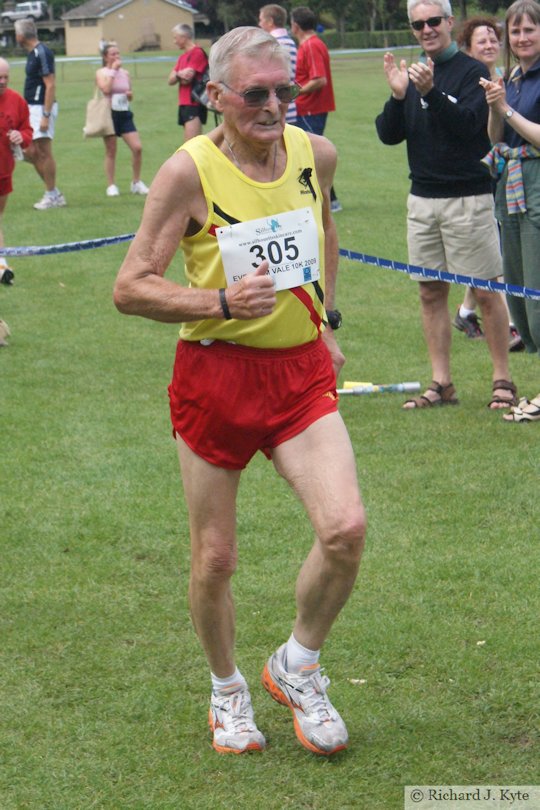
[
  {"x1": 192, "y1": 536, "x2": 238, "y2": 582},
  {"x1": 319, "y1": 507, "x2": 366, "y2": 563}
]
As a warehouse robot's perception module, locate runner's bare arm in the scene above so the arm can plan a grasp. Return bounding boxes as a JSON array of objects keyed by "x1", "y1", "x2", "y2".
[
  {"x1": 310, "y1": 134, "x2": 338, "y2": 307},
  {"x1": 113, "y1": 150, "x2": 275, "y2": 322},
  {"x1": 310, "y1": 133, "x2": 345, "y2": 374}
]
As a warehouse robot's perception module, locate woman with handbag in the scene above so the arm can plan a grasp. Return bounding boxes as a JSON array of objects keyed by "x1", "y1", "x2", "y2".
[{"x1": 95, "y1": 43, "x2": 149, "y2": 197}]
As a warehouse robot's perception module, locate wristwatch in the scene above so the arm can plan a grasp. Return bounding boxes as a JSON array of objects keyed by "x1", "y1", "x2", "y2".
[
  {"x1": 504, "y1": 108, "x2": 514, "y2": 119},
  {"x1": 325, "y1": 309, "x2": 342, "y2": 330},
  {"x1": 43, "y1": 111, "x2": 51, "y2": 118}
]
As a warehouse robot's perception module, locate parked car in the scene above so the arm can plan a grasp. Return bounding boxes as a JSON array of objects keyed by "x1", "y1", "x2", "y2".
[{"x1": 1, "y1": 1, "x2": 49, "y2": 23}]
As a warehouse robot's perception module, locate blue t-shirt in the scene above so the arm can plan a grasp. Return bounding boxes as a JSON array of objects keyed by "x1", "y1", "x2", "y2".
[
  {"x1": 24, "y1": 42, "x2": 55, "y2": 105},
  {"x1": 505, "y1": 58, "x2": 540, "y2": 147}
]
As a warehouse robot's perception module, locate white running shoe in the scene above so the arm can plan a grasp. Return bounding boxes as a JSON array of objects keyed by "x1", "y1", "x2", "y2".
[
  {"x1": 0, "y1": 318, "x2": 11, "y2": 347},
  {"x1": 208, "y1": 684, "x2": 266, "y2": 754},
  {"x1": 262, "y1": 643, "x2": 348, "y2": 755},
  {"x1": 33, "y1": 192, "x2": 66, "y2": 210},
  {"x1": 106, "y1": 184, "x2": 120, "y2": 197},
  {"x1": 130, "y1": 180, "x2": 149, "y2": 195}
]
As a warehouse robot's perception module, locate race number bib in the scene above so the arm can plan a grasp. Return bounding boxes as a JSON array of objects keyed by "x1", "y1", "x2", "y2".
[
  {"x1": 111, "y1": 93, "x2": 129, "y2": 111},
  {"x1": 216, "y1": 208, "x2": 320, "y2": 292}
]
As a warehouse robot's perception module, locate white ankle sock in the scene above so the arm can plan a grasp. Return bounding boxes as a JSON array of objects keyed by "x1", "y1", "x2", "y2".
[
  {"x1": 285, "y1": 633, "x2": 320, "y2": 673},
  {"x1": 459, "y1": 305, "x2": 476, "y2": 318},
  {"x1": 211, "y1": 667, "x2": 246, "y2": 694}
]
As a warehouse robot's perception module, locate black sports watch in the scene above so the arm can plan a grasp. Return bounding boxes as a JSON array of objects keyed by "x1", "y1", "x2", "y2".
[
  {"x1": 43, "y1": 111, "x2": 51, "y2": 118},
  {"x1": 325, "y1": 309, "x2": 342, "y2": 330}
]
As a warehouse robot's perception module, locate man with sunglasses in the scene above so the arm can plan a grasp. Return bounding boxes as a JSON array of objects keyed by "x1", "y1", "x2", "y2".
[
  {"x1": 114, "y1": 26, "x2": 365, "y2": 757},
  {"x1": 376, "y1": 0, "x2": 515, "y2": 411}
]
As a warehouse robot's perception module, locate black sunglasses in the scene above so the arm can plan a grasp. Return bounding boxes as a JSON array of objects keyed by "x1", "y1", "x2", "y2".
[
  {"x1": 410, "y1": 15, "x2": 447, "y2": 30},
  {"x1": 220, "y1": 82, "x2": 300, "y2": 107}
]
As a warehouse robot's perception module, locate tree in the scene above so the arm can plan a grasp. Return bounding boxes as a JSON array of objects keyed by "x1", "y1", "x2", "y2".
[
  {"x1": 317, "y1": 0, "x2": 355, "y2": 43},
  {"x1": 477, "y1": 0, "x2": 507, "y2": 13},
  {"x1": 455, "y1": 0, "x2": 468, "y2": 21},
  {"x1": 209, "y1": 0, "x2": 261, "y2": 31},
  {"x1": 318, "y1": 0, "x2": 404, "y2": 35}
]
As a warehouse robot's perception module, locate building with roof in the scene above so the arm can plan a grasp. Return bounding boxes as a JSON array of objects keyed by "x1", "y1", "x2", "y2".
[{"x1": 62, "y1": 0, "x2": 196, "y2": 55}]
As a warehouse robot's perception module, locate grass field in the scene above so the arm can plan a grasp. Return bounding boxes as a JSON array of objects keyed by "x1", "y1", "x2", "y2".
[{"x1": 1, "y1": 50, "x2": 538, "y2": 810}]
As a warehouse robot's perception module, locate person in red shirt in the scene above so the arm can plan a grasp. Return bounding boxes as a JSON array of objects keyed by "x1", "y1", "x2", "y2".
[
  {"x1": 168, "y1": 24, "x2": 209, "y2": 141},
  {"x1": 0, "y1": 57, "x2": 33, "y2": 288},
  {"x1": 291, "y1": 6, "x2": 341, "y2": 211}
]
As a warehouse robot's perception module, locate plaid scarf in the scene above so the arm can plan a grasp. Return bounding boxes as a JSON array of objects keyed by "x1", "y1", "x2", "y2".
[{"x1": 482, "y1": 142, "x2": 540, "y2": 214}]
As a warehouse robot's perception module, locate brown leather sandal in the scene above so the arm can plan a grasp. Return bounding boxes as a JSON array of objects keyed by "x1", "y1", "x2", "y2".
[
  {"x1": 487, "y1": 379, "x2": 518, "y2": 410},
  {"x1": 403, "y1": 380, "x2": 459, "y2": 409}
]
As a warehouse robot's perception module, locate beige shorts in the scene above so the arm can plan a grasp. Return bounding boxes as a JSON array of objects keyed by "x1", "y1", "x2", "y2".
[{"x1": 407, "y1": 193, "x2": 502, "y2": 282}]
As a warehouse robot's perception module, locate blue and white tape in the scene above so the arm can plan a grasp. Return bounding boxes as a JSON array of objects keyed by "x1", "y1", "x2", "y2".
[
  {"x1": 2, "y1": 233, "x2": 135, "y2": 257},
  {"x1": 3, "y1": 235, "x2": 539, "y2": 301},
  {"x1": 338, "y1": 248, "x2": 540, "y2": 301}
]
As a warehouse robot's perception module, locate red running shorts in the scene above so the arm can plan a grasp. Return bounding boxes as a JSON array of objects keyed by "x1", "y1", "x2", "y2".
[{"x1": 168, "y1": 337, "x2": 338, "y2": 470}]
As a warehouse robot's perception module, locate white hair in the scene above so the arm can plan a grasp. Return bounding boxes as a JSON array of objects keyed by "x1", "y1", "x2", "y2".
[
  {"x1": 15, "y1": 18, "x2": 38, "y2": 39},
  {"x1": 172, "y1": 24, "x2": 193, "y2": 38},
  {"x1": 209, "y1": 26, "x2": 289, "y2": 84},
  {"x1": 407, "y1": 0, "x2": 452, "y2": 20}
]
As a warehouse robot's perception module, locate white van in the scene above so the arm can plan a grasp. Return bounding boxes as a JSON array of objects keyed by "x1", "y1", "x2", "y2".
[{"x1": 1, "y1": 2, "x2": 49, "y2": 23}]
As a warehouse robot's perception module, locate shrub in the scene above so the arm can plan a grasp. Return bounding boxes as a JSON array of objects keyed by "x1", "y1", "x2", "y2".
[{"x1": 322, "y1": 29, "x2": 415, "y2": 49}]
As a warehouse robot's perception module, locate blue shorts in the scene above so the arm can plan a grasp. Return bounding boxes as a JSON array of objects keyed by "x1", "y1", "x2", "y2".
[
  {"x1": 294, "y1": 113, "x2": 328, "y2": 137},
  {"x1": 112, "y1": 109, "x2": 136, "y2": 137}
]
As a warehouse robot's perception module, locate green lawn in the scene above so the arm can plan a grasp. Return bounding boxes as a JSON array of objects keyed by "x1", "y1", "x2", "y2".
[{"x1": 0, "y1": 51, "x2": 538, "y2": 810}]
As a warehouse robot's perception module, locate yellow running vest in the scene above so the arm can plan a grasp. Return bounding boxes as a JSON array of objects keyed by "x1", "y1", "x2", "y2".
[{"x1": 178, "y1": 124, "x2": 326, "y2": 349}]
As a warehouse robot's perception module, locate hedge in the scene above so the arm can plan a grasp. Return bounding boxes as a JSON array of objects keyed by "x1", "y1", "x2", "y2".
[{"x1": 321, "y1": 29, "x2": 416, "y2": 49}]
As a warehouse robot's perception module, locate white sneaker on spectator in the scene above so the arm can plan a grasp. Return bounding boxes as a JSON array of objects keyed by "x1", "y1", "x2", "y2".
[
  {"x1": 106, "y1": 184, "x2": 120, "y2": 197},
  {"x1": 130, "y1": 180, "x2": 149, "y2": 195},
  {"x1": 33, "y1": 191, "x2": 67, "y2": 210},
  {"x1": 0, "y1": 318, "x2": 11, "y2": 347}
]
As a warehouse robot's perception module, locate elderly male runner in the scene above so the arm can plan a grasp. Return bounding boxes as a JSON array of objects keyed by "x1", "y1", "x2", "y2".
[{"x1": 114, "y1": 26, "x2": 365, "y2": 756}]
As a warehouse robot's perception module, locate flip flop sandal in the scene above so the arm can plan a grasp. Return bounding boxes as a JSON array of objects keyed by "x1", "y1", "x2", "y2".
[
  {"x1": 403, "y1": 380, "x2": 459, "y2": 409},
  {"x1": 503, "y1": 396, "x2": 540, "y2": 423},
  {"x1": 487, "y1": 379, "x2": 518, "y2": 409}
]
